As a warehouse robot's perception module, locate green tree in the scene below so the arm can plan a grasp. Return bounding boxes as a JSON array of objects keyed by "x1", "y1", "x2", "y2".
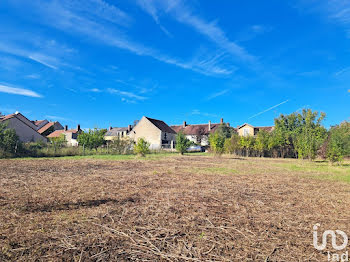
[
  {"x1": 294, "y1": 109, "x2": 327, "y2": 160},
  {"x1": 209, "y1": 131, "x2": 226, "y2": 155},
  {"x1": 77, "y1": 128, "x2": 106, "y2": 151},
  {"x1": 224, "y1": 133, "x2": 240, "y2": 154},
  {"x1": 327, "y1": 121, "x2": 350, "y2": 163},
  {"x1": 175, "y1": 132, "x2": 192, "y2": 155},
  {"x1": 240, "y1": 136, "x2": 255, "y2": 157},
  {"x1": 49, "y1": 134, "x2": 66, "y2": 154},
  {"x1": 0, "y1": 122, "x2": 21, "y2": 156},
  {"x1": 254, "y1": 130, "x2": 269, "y2": 157},
  {"x1": 216, "y1": 123, "x2": 234, "y2": 139},
  {"x1": 134, "y1": 138, "x2": 150, "y2": 157}
]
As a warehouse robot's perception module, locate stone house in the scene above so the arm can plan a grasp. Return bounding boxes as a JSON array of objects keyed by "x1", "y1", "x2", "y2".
[
  {"x1": 105, "y1": 125, "x2": 132, "y2": 141},
  {"x1": 237, "y1": 123, "x2": 274, "y2": 137},
  {"x1": 171, "y1": 118, "x2": 226, "y2": 146},
  {"x1": 47, "y1": 125, "x2": 82, "y2": 146},
  {"x1": 0, "y1": 112, "x2": 47, "y2": 143},
  {"x1": 128, "y1": 116, "x2": 176, "y2": 150}
]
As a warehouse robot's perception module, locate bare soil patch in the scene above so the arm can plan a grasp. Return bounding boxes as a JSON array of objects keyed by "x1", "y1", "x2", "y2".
[{"x1": 0, "y1": 156, "x2": 349, "y2": 261}]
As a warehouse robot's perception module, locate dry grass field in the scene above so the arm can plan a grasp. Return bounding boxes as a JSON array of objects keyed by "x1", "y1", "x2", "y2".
[{"x1": 0, "y1": 154, "x2": 349, "y2": 261}]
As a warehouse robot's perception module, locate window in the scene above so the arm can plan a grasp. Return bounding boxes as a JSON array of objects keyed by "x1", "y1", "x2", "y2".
[
  {"x1": 243, "y1": 128, "x2": 250, "y2": 137},
  {"x1": 164, "y1": 133, "x2": 167, "y2": 139}
]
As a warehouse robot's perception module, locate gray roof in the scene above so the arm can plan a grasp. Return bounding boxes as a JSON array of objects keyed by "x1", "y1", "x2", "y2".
[{"x1": 105, "y1": 127, "x2": 128, "y2": 136}]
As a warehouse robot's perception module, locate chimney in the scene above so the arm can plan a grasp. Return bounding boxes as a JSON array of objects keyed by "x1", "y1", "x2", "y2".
[
  {"x1": 77, "y1": 124, "x2": 80, "y2": 131},
  {"x1": 109, "y1": 126, "x2": 112, "y2": 131},
  {"x1": 183, "y1": 121, "x2": 187, "y2": 128},
  {"x1": 208, "y1": 120, "x2": 211, "y2": 131},
  {"x1": 220, "y1": 118, "x2": 224, "y2": 124},
  {"x1": 128, "y1": 125, "x2": 132, "y2": 132},
  {"x1": 64, "y1": 125, "x2": 68, "y2": 131}
]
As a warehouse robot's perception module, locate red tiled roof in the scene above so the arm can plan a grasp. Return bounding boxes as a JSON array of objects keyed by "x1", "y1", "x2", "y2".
[
  {"x1": 33, "y1": 120, "x2": 46, "y2": 126},
  {"x1": 0, "y1": 113, "x2": 16, "y2": 122},
  {"x1": 47, "y1": 129, "x2": 78, "y2": 138},
  {"x1": 37, "y1": 122, "x2": 55, "y2": 134},
  {"x1": 145, "y1": 117, "x2": 176, "y2": 134},
  {"x1": 171, "y1": 123, "x2": 221, "y2": 135}
]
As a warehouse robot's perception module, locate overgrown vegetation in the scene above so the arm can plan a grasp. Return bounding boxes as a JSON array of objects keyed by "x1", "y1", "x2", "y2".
[
  {"x1": 219, "y1": 109, "x2": 349, "y2": 163},
  {"x1": 175, "y1": 132, "x2": 192, "y2": 155},
  {"x1": 134, "y1": 138, "x2": 150, "y2": 157}
]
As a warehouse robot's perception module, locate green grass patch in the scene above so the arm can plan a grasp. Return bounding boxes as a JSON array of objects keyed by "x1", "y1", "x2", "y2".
[{"x1": 275, "y1": 160, "x2": 350, "y2": 183}]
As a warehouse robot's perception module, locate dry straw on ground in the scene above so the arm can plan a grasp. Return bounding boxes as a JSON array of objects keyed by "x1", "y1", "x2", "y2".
[{"x1": 0, "y1": 155, "x2": 349, "y2": 261}]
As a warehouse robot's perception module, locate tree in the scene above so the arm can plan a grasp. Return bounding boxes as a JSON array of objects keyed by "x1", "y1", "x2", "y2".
[
  {"x1": 216, "y1": 123, "x2": 234, "y2": 139},
  {"x1": 294, "y1": 109, "x2": 327, "y2": 160},
  {"x1": 240, "y1": 136, "x2": 255, "y2": 157},
  {"x1": 49, "y1": 134, "x2": 66, "y2": 154},
  {"x1": 209, "y1": 131, "x2": 226, "y2": 155},
  {"x1": 110, "y1": 137, "x2": 133, "y2": 155},
  {"x1": 254, "y1": 130, "x2": 269, "y2": 157},
  {"x1": 327, "y1": 121, "x2": 350, "y2": 163},
  {"x1": 175, "y1": 132, "x2": 192, "y2": 155},
  {"x1": 224, "y1": 133, "x2": 240, "y2": 154},
  {"x1": 134, "y1": 138, "x2": 150, "y2": 157},
  {"x1": 0, "y1": 122, "x2": 21, "y2": 156},
  {"x1": 77, "y1": 128, "x2": 106, "y2": 151}
]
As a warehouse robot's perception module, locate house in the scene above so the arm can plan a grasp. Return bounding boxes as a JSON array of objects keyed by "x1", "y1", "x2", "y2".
[
  {"x1": 33, "y1": 120, "x2": 64, "y2": 136},
  {"x1": 237, "y1": 123, "x2": 274, "y2": 137},
  {"x1": 128, "y1": 116, "x2": 176, "y2": 150},
  {"x1": 171, "y1": 118, "x2": 227, "y2": 146},
  {"x1": 47, "y1": 125, "x2": 82, "y2": 146},
  {"x1": 105, "y1": 125, "x2": 132, "y2": 141},
  {"x1": 0, "y1": 112, "x2": 47, "y2": 143}
]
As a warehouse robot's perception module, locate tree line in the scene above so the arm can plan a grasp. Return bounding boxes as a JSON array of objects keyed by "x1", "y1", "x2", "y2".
[{"x1": 208, "y1": 109, "x2": 349, "y2": 163}]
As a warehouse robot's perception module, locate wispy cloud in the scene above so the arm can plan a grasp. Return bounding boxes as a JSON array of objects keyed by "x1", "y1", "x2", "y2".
[
  {"x1": 28, "y1": 54, "x2": 58, "y2": 69},
  {"x1": 0, "y1": 84, "x2": 42, "y2": 98},
  {"x1": 90, "y1": 88, "x2": 101, "y2": 92},
  {"x1": 137, "y1": 0, "x2": 172, "y2": 37},
  {"x1": 299, "y1": 0, "x2": 350, "y2": 37},
  {"x1": 248, "y1": 99, "x2": 289, "y2": 120},
  {"x1": 334, "y1": 67, "x2": 350, "y2": 77},
  {"x1": 107, "y1": 88, "x2": 147, "y2": 101},
  {"x1": 25, "y1": 0, "x2": 232, "y2": 76},
  {"x1": 0, "y1": 42, "x2": 60, "y2": 70},
  {"x1": 206, "y1": 89, "x2": 230, "y2": 101},
  {"x1": 136, "y1": 0, "x2": 255, "y2": 63},
  {"x1": 190, "y1": 109, "x2": 218, "y2": 118}
]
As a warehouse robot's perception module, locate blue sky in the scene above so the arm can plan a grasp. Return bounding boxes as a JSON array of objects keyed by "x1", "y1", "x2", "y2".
[{"x1": 0, "y1": 0, "x2": 349, "y2": 129}]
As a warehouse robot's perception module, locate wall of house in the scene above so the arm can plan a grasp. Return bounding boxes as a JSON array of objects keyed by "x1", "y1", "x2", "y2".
[
  {"x1": 64, "y1": 132, "x2": 78, "y2": 146},
  {"x1": 185, "y1": 135, "x2": 209, "y2": 146},
  {"x1": 128, "y1": 117, "x2": 162, "y2": 150},
  {"x1": 238, "y1": 125, "x2": 254, "y2": 136},
  {"x1": 6, "y1": 118, "x2": 47, "y2": 143}
]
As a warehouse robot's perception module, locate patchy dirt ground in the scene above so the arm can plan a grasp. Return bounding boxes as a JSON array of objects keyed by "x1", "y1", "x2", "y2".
[{"x1": 0, "y1": 155, "x2": 349, "y2": 261}]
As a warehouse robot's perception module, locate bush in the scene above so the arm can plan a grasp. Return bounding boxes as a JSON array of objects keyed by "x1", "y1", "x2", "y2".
[
  {"x1": 109, "y1": 137, "x2": 133, "y2": 155},
  {"x1": 0, "y1": 122, "x2": 22, "y2": 157},
  {"x1": 134, "y1": 138, "x2": 150, "y2": 157},
  {"x1": 175, "y1": 132, "x2": 192, "y2": 155},
  {"x1": 77, "y1": 128, "x2": 106, "y2": 151},
  {"x1": 327, "y1": 121, "x2": 350, "y2": 163},
  {"x1": 224, "y1": 133, "x2": 240, "y2": 154},
  {"x1": 209, "y1": 131, "x2": 225, "y2": 155}
]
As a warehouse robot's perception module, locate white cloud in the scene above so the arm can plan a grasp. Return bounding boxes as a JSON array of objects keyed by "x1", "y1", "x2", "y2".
[
  {"x1": 107, "y1": 88, "x2": 147, "y2": 100},
  {"x1": 0, "y1": 84, "x2": 42, "y2": 98},
  {"x1": 90, "y1": 88, "x2": 101, "y2": 92},
  {"x1": 24, "y1": 0, "x2": 232, "y2": 76},
  {"x1": 136, "y1": 0, "x2": 255, "y2": 63},
  {"x1": 28, "y1": 54, "x2": 58, "y2": 69}
]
